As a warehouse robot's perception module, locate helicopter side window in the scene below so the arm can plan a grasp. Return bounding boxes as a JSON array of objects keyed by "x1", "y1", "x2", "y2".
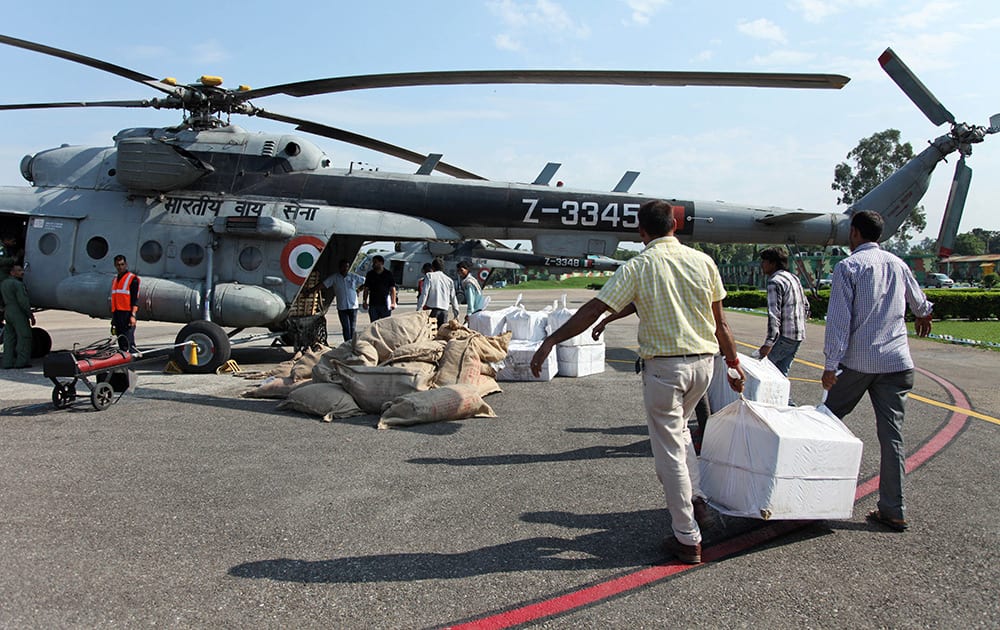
[
  {"x1": 38, "y1": 232, "x2": 59, "y2": 255},
  {"x1": 140, "y1": 240, "x2": 163, "y2": 264},
  {"x1": 181, "y1": 243, "x2": 204, "y2": 267},
  {"x1": 239, "y1": 246, "x2": 263, "y2": 271},
  {"x1": 86, "y1": 236, "x2": 109, "y2": 260}
]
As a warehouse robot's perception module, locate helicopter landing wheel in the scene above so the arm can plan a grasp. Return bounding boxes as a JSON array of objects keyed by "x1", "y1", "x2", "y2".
[
  {"x1": 91, "y1": 382, "x2": 114, "y2": 411},
  {"x1": 173, "y1": 320, "x2": 231, "y2": 374},
  {"x1": 52, "y1": 383, "x2": 77, "y2": 409}
]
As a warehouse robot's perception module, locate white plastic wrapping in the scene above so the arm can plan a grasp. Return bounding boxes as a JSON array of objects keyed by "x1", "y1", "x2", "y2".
[
  {"x1": 548, "y1": 294, "x2": 602, "y2": 347},
  {"x1": 504, "y1": 304, "x2": 552, "y2": 341},
  {"x1": 708, "y1": 352, "x2": 790, "y2": 410},
  {"x1": 467, "y1": 293, "x2": 520, "y2": 337},
  {"x1": 556, "y1": 344, "x2": 606, "y2": 377},
  {"x1": 497, "y1": 340, "x2": 557, "y2": 382},
  {"x1": 699, "y1": 398, "x2": 863, "y2": 520}
]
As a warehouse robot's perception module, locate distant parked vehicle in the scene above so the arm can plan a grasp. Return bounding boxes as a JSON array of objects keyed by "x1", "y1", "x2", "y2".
[
  {"x1": 818, "y1": 274, "x2": 834, "y2": 289},
  {"x1": 926, "y1": 273, "x2": 954, "y2": 288}
]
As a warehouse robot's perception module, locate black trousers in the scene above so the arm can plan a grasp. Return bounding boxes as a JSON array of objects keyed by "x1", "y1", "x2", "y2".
[{"x1": 111, "y1": 311, "x2": 136, "y2": 352}]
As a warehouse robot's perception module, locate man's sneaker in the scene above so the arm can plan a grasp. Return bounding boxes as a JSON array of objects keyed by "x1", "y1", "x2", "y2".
[
  {"x1": 693, "y1": 496, "x2": 716, "y2": 530},
  {"x1": 662, "y1": 535, "x2": 702, "y2": 564}
]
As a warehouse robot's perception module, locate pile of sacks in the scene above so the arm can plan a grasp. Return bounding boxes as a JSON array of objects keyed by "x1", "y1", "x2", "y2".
[
  {"x1": 239, "y1": 310, "x2": 510, "y2": 429},
  {"x1": 468, "y1": 294, "x2": 605, "y2": 381}
]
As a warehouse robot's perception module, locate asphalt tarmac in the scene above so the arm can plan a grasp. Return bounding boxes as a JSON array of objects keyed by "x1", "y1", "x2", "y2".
[{"x1": 1, "y1": 289, "x2": 998, "y2": 629}]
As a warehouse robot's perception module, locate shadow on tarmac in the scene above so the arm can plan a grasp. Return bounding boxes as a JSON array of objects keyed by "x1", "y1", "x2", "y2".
[{"x1": 229, "y1": 509, "x2": 832, "y2": 584}]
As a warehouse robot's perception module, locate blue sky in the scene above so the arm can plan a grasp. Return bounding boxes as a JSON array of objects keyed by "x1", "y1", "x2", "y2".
[{"x1": 2, "y1": 0, "x2": 999, "y2": 243}]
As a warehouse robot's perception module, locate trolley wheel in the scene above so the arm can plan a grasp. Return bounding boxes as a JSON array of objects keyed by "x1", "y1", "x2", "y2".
[
  {"x1": 52, "y1": 383, "x2": 76, "y2": 409},
  {"x1": 173, "y1": 320, "x2": 231, "y2": 374},
  {"x1": 91, "y1": 382, "x2": 115, "y2": 411}
]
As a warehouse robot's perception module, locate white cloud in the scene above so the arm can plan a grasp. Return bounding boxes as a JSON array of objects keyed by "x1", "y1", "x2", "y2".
[
  {"x1": 787, "y1": 0, "x2": 883, "y2": 23},
  {"x1": 191, "y1": 40, "x2": 229, "y2": 65},
  {"x1": 623, "y1": 0, "x2": 669, "y2": 26},
  {"x1": 494, "y1": 33, "x2": 523, "y2": 52},
  {"x1": 693, "y1": 49, "x2": 714, "y2": 62},
  {"x1": 737, "y1": 18, "x2": 788, "y2": 44},
  {"x1": 750, "y1": 49, "x2": 817, "y2": 66},
  {"x1": 487, "y1": 0, "x2": 590, "y2": 37},
  {"x1": 893, "y1": 1, "x2": 958, "y2": 30}
]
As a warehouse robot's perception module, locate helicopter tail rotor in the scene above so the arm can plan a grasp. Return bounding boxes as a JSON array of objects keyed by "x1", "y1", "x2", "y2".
[
  {"x1": 936, "y1": 156, "x2": 972, "y2": 258},
  {"x1": 879, "y1": 47, "x2": 999, "y2": 257}
]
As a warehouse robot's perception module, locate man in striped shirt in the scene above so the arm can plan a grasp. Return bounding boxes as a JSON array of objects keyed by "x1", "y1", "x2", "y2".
[
  {"x1": 822, "y1": 210, "x2": 932, "y2": 533},
  {"x1": 757, "y1": 248, "x2": 809, "y2": 378}
]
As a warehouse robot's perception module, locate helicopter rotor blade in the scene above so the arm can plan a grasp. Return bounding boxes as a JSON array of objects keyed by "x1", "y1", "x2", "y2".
[
  {"x1": 935, "y1": 156, "x2": 972, "y2": 258},
  {"x1": 0, "y1": 34, "x2": 182, "y2": 97},
  {"x1": 0, "y1": 100, "x2": 151, "y2": 111},
  {"x1": 240, "y1": 69, "x2": 850, "y2": 100},
  {"x1": 253, "y1": 110, "x2": 486, "y2": 180},
  {"x1": 878, "y1": 48, "x2": 955, "y2": 127}
]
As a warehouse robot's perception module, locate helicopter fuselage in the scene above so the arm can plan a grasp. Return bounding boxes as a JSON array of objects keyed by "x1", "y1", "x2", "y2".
[{"x1": 2, "y1": 124, "x2": 951, "y2": 331}]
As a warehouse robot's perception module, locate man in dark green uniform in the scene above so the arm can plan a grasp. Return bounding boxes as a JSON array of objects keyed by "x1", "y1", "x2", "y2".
[{"x1": 2, "y1": 264, "x2": 35, "y2": 368}]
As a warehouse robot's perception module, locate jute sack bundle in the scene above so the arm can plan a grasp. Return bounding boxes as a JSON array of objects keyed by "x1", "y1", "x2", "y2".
[
  {"x1": 378, "y1": 384, "x2": 496, "y2": 429},
  {"x1": 335, "y1": 362, "x2": 435, "y2": 413},
  {"x1": 290, "y1": 344, "x2": 332, "y2": 381},
  {"x1": 432, "y1": 339, "x2": 502, "y2": 397},
  {"x1": 354, "y1": 310, "x2": 438, "y2": 364},
  {"x1": 241, "y1": 375, "x2": 298, "y2": 399},
  {"x1": 277, "y1": 382, "x2": 364, "y2": 421},
  {"x1": 386, "y1": 340, "x2": 446, "y2": 365}
]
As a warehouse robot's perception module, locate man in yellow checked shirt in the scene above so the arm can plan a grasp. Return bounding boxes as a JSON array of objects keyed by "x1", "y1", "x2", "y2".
[{"x1": 531, "y1": 199, "x2": 745, "y2": 565}]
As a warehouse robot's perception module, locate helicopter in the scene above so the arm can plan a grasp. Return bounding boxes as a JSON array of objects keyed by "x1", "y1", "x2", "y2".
[
  {"x1": 354, "y1": 238, "x2": 625, "y2": 291},
  {"x1": 0, "y1": 34, "x2": 994, "y2": 372}
]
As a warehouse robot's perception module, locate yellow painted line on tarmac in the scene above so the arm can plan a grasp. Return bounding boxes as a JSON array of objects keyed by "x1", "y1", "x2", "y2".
[{"x1": 603, "y1": 340, "x2": 1000, "y2": 425}]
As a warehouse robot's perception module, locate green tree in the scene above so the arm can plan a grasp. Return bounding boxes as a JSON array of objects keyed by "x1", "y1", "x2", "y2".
[
  {"x1": 910, "y1": 236, "x2": 937, "y2": 255},
  {"x1": 953, "y1": 231, "x2": 986, "y2": 256},
  {"x1": 612, "y1": 247, "x2": 641, "y2": 261},
  {"x1": 832, "y1": 129, "x2": 926, "y2": 254},
  {"x1": 971, "y1": 228, "x2": 1000, "y2": 254}
]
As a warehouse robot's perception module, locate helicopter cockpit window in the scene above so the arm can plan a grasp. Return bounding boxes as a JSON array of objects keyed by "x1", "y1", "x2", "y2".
[
  {"x1": 86, "y1": 236, "x2": 109, "y2": 260},
  {"x1": 140, "y1": 240, "x2": 163, "y2": 264},
  {"x1": 181, "y1": 243, "x2": 205, "y2": 267},
  {"x1": 38, "y1": 232, "x2": 59, "y2": 256},
  {"x1": 239, "y1": 246, "x2": 263, "y2": 271}
]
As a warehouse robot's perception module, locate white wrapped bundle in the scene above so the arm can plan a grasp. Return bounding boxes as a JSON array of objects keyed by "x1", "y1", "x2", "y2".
[{"x1": 699, "y1": 398, "x2": 863, "y2": 520}]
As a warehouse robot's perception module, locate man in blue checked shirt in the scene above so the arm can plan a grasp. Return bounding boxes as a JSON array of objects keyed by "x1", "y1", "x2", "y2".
[
  {"x1": 822, "y1": 210, "x2": 933, "y2": 534},
  {"x1": 757, "y1": 247, "x2": 809, "y2": 377}
]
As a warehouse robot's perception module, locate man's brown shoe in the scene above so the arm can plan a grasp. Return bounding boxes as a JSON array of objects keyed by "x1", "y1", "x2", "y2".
[
  {"x1": 662, "y1": 535, "x2": 702, "y2": 564},
  {"x1": 693, "y1": 496, "x2": 716, "y2": 530}
]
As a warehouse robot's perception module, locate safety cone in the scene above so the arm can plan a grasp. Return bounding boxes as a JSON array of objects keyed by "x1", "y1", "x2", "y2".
[{"x1": 187, "y1": 341, "x2": 199, "y2": 366}]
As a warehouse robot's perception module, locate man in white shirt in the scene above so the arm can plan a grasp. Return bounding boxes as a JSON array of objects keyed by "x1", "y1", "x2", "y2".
[
  {"x1": 321, "y1": 259, "x2": 366, "y2": 342},
  {"x1": 417, "y1": 257, "x2": 459, "y2": 328}
]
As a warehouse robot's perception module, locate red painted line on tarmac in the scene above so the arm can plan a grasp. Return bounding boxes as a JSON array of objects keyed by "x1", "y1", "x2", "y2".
[{"x1": 446, "y1": 367, "x2": 973, "y2": 630}]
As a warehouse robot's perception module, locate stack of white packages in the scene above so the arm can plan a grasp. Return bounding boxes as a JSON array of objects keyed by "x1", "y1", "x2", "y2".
[
  {"x1": 497, "y1": 301, "x2": 556, "y2": 381},
  {"x1": 707, "y1": 352, "x2": 789, "y2": 410},
  {"x1": 467, "y1": 294, "x2": 518, "y2": 337},
  {"x1": 699, "y1": 398, "x2": 863, "y2": 520},
  {"x1": 548, "y1": 294, "x2": 606, "y2": 377}
]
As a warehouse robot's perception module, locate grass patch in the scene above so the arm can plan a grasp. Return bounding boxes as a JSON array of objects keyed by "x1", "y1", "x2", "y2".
[
  {"x1": 908, "y1": 319, "x2": 1000, "y2": 346},
  {"x1": 496, "y1": 277, "x2": 607, "y2": 290}
]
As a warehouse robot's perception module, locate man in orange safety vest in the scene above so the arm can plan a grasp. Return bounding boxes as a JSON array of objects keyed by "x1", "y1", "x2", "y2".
[{"x1": 111, "y1": 254, "x2": 140, "y2": 352}]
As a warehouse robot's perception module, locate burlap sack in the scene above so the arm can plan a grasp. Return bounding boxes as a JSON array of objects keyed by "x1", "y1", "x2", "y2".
[
  {"x1": 386, "y1": 340, "x2": 446, "y2": 365},
  {"x1": 469, "y1": 331, "x2": 511, "y2": 363},
  {"x1": 354, "y1": 310, "x2": 437, "y2": 363},
  {"x1": 276, "y1": 382, "x2": 365, "y2": 420},
  {"x1": 378, "y1": 384, "x2": 497, "y2": 429},
  {"x1": 241, "y1": 375, "x2": 298, "y2": 399},
  {"x1": 335, "y1": 362, "x2": 435, "y2": 413},
  {"x1": 290, "y1": 344, "x2": 332, "y2": 381}
]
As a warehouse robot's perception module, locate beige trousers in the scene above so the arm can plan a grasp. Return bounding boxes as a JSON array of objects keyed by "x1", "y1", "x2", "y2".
[{"x1": 642, "y1": 355, "x2": 713, "y2": 546}]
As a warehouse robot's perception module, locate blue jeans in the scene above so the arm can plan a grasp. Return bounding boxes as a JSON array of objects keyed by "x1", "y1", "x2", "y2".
[
  {"x1": 824, "y1": 367, "x2": 914, "y2": 521},
  {"x1": 368, "y1": 302, "x2": 391, "y2": 322},
  {"x1": 337, "y1": 309, "x2": 357, "y2": 342},
  {"x1": 766, "y1": 336, "x2": 801, "y2": 376}
]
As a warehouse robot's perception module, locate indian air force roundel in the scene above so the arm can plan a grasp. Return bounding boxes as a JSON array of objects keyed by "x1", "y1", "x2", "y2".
[{"x1": 280, "y1": 236, "x2": 326, "y2": 284}]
